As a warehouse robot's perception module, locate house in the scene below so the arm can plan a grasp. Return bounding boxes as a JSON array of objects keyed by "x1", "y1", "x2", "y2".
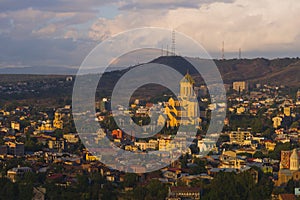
[
  {"x1": 5, "y1": 141, "x2": 24, "y2": 156},
  {"x1": 7, "y1": 166, "x2": 32, "y2": 182},
  {"x1": 167, "y1": 186, "x2": 200, "y2": 200},
  {"x1": 278, "y1": 194, "x2": 296, "y2": 200}
]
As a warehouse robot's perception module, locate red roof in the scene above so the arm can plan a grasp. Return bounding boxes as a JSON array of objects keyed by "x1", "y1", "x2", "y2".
[
  {"x1": 279, "y1": 194, "x2": 296, "y2": 200},
  {"x1": 47, "y1": 173, "x2": 63, "y2": 180}
]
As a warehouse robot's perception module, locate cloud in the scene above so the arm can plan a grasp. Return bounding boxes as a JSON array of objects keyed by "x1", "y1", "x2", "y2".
[
  {"x1": 1, "y1": 0, "x2": 300, "y2": 72},
  {"x1": 0, "y1": 7, "x2": 97, "y2": 41},
  {"x1": 89, "y1": 0, "x2": 300, "y2": 58},
  {"x1": 0, "y1": 1, "x2": 113, "y2": 69}
]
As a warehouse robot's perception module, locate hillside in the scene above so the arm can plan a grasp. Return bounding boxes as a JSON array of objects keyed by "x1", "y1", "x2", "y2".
[
  {"x1": 0, "y1": 57, "x2": 298, "y2": 103},
  {"x1": 151, "y1": 56, "x2": 300, "y2": 87}
]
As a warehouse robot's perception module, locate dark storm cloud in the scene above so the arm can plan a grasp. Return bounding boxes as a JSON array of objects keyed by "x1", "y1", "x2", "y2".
[{"x1": 0, "y1": 35, "x2": 95, "y2": 67}]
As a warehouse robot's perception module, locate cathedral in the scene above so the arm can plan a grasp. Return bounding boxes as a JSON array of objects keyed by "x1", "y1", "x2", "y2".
[
  {"x1": 164, "y1": 72, "x2": 199, "y2": 127},
  {"x1": 277, "y1": 149, "x2": 300, "y2": 186}
]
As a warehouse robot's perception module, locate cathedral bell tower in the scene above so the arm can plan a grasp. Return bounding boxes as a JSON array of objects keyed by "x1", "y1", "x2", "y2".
[
  {"x1": 180, "y1": 72, "x2": 195, "y2": 98},
  {"x1": 290, "y1": 148, "x2": 299, "y2": 171}
]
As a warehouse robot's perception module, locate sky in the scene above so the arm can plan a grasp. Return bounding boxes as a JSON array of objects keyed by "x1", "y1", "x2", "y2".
[{"x1": 1, "y1": 0, "x2": 300, "y2": 72}]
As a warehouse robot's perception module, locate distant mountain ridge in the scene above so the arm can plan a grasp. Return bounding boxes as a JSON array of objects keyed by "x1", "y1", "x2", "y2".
[
  {"x1": 0, "y1": 56, "x2": 299, "y2": 87},
  {"x1": 0, "y1": 66, "x2": 78, "y2": 75},
  {"x1": 150, "y1": 56, "x2": 300, "y2": 87}
]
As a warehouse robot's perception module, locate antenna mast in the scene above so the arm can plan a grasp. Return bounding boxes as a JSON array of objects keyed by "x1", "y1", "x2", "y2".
[
  {"x1": 166, "y1": 45, "x2": 169, "y2": 56},
  {"x1": 171, "y1": 30, "x2": 176, "y2": 56},
  {"x1": 222, "y1": 41, "x2": 225, "y2": 60}
]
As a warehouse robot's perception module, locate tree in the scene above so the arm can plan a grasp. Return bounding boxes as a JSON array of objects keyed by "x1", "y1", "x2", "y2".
[
  {"x1": 251, "y1": 118, "x2": 263, "y2": 133},
  {"x1": 202, "y1": 171, "x2": 273, "y2": 200},
  {"x1": 54, "y1": 129, "x2": 63, "y2": 139},
  {"x1": 285, "y1": 179, "x2": 295, "y2": 194},
  {"x1": 76, "y1": 174, "x2": 89, "y2": 193},
  {"x1": 123, "y1": 173, "x2": 138, "y2": 188},
  {"x1": 290, "y1": 121, "x2": 299, "y2": 129},
  {"x1": 217, "y1": 135, "x2": 230, "y2": 146},
  {"x1": 268, "y1": 142, "x2": 291, "y2": 160},
  {"x1": 133, "y1": 185, "x2": 147, "y2": 200},
  {"x1": 253, "y1": 151, "x2": 265, "y2": 159},
  {"x1": 0, "y1": 177, "x2": 34, "y2": 200},
  {"x1": 0, "y1": 177, "x2": 19, "y2": 200},
  {"x1": 145, "y1": 179, "x2": 168, "y2": 200},
  {"x1": 190, "y1": 158, "x2": 207, "y2": 175},
  {"x1": 99, "y1": 182, "x2": 117, "y2": 200},
  {"x1": 180, "y1": 154, "x2": 188, "y2": 168}
]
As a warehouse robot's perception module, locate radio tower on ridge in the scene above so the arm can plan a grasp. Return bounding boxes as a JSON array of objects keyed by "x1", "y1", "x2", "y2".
[
  {"x1": 171, "y1": 30, "x2": 176, "y2": 56},
  {"x1": 222, "y1": 41, "x2": 225, "y2": 60}
]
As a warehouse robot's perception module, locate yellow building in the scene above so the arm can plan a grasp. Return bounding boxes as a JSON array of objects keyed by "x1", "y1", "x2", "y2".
[
  {"x1": 134, "y1": 141, "x2": 148, "y2": 151},
  {"x1": 11, "y1": 121, "x2": 20, "y2": 131},
  {"x1": 265, "y1": 141, "x2": 276, "y2": 151},
  {"x1": 229, "y1": 130, "x2": 252, "y2": 145},
  {"x1": 85, "y1": 152, "x2": 99, "y2": 161},
  {"x1": 165, "y1": 73, "x2": 199, "y2": 127},
  {"x1": 38, "y1": 120, "x2": 55, "y2": 132},
  {"x1": 158, "y1": 138, "x2": 171, "y2": 151},
  {"x1": 219, "y1": 150, "x2": 246, "y2": 169},
  {"x1": 283, "y1": 107, "x2": 291, "y2": 117},
  {"x1": 48, "y1": 138, "x2": 65, "y2": 152},
  {"x1": 53, "y1": 111, "x2": 63, "y2": 129},
  {"x1": 125, "y1": 145, "x2": 138, "y2": 152},
  {"x1": 63, "y1": 134, "x2": 79, "y2": 143},
  {"x1": 236, "y1": 107, "x2": 246, "y2": 114},
  {"x1": 233, "y1": 81, "x2": 247, "y2": 92},
  {"x1": 7, "y1": 166, "x2": 32, "y2": 182},
  {"x1": 272, "y1": 116, "x2": 283, "y2": 129}
]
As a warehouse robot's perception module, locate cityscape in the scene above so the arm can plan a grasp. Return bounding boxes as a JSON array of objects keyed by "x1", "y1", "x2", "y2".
[
  {"x1": 1, "y1": 0, "x2": 300, "y2": 200},
  {"x1": 0, "y1": 56, "x2": 299, "y2": 199}
]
